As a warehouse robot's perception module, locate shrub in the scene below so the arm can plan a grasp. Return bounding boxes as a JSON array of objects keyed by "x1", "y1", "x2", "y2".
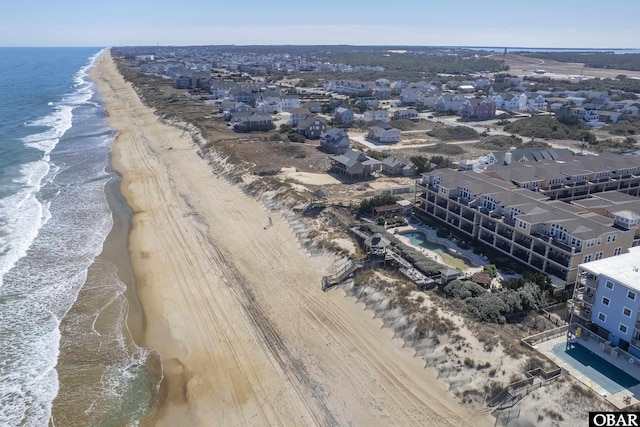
[
  {"x1": 358, "y1": 192, "x2": 401, "y2": 214},
  {"x1": 443, "y1": 280, "x2": 486, "y2": 300},
  {"x1": 287, "y1": 132, "x2": 306, "y2": 143}
]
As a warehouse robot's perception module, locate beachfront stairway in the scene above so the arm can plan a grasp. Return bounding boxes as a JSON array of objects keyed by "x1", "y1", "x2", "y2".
[{"x1": 322, "y1": 260, "x2": 360, "y2": 290}]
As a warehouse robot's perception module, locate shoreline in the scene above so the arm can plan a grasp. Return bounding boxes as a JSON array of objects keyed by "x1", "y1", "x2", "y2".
[{"x1": 93, "y1": 49, "x2": 494, "y2": 426}]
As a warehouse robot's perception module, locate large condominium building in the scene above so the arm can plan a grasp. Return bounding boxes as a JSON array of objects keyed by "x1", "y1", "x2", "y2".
[
  {"x1": 414, "y1": 152, "x2": 640, "y2": 286},
  {"x1": 571, "y1": 247, "x2": 640, "y2": 358}
]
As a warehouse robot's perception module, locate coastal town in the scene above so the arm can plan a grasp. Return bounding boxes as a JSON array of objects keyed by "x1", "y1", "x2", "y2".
[{"x1": 110, "y1": 45, "x2": 640, "y2": 425}]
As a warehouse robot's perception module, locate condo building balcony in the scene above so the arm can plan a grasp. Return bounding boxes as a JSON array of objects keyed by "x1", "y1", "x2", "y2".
[
  {"x1": 513, "y1": 249, "x2": 529, "y2": 262},
  {"x1": 581, "y1": 289, "x2": 595, "y2": 304},
  {"x1": 497, "y1": 227, "x2": 513, "y2": 240},
  {"x1": 461, "y1": 210, "x2": 475, "y2": 221},
  {"x1": 531, "y1": 256, "x2": 544, "y2": 270},
  {"x1": 547, "y1": 252, "x2": 570, "y2": 268},
  {"x1": 514, "y1": 236, "x2": 532, "y2": 249},
  {"x1": 480, "y1": 233, "x2": 494, "y2": 244},
  {"x1": 461, "y1": 223, "x2": 474, "y2": 234},
  {"x1": 496, "y1": 240, "x2": 511, "y2": 253},
  {"x1": 532, "y1": 244, "x2": 546, "y2": 256},
  {"x1": 579, "y1": 273, "x2": 598, "y2": 289},
  {"x1": 576, "y1": 305, "x2": 591, "y2": 319}
]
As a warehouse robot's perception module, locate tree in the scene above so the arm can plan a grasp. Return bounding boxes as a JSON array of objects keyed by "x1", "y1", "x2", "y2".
[{"x1": 410, "y1": 155, "x2": 433, "y2": 173}]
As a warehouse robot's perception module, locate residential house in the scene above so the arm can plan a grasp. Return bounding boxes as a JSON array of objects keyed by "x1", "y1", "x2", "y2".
[
  {"x1": 358, "y1": 97, "x2": 380, "y2": 110},
  {"x1": 475, "y1": 77, "x2": 491, "y2": 88},
  {"x1": 363, "y1": 109, "x2": 389, "y2": 122},
  {"x1": 320, "y1": 128, "x2": 351, "y2": 154},
  {"x1": 401, "y1": 87, "x2": 422, "y2": 104},
  {"x1": 280, "y1": 95, "x2": 301, "y2": 112},
  {"x1": 303, "y1": 101, "x2": 323, "y2": 114},
  {"x1": 393, "y1": 109, "x2": 419, "y2": 121},
  {"x1": 436, "y1": 94, "x2": 467, "y2": 114},
  {"x1": 570, "y1": 248, "x2": 640, "y2": 358},
  {"x1": 229, "y1": 88, "x2": 255, "y2": 104},
  {"x1": 572, "y1": 104, "x2": 600, "y2": 123},
  {"x1": 255, "y1": 97, "x2": 282, "y2": 114},
  {"x1": 488, "y1": 94, "x2": 505, "y2": 110},
  {"x1": 290, "y1": 107, "x2": 311, "y2": 126},
  {"x1": 334, "y1": 107, "x2": 355, "y2": 125},
  {"x1": 325, "y1": 80, "x2": 372, "y2": 96},
  {"x1": 482, "y1": 148, "x2": 573, "y2": 167},
  {"x1": 298, "y1": 114, "x2": 327, "y2": 139},
  {"x1": 330, "y1": 149, "x2": 382, "y2": 179},
  {"x1": 459, "y1": 98, "x2": 496, "y2": 121},
  {"x1": 503, "y1": 93, "x2": 527, "y2": 112},
  {"x1": 368, "y1": 123, "x2": 401, "y2": 143},
  {"x1": 526, "y1": 93, "x2": 549, "y2": 112},
  {"x1": 381, "y1": 157, "x2": 416, "y2": 176},
  {"x1": 372, "y1": 86, "x2": 392, "y2": 100},
  {"x1": 598, "y1": 111, "x2": 625, "y2": 124},
  {"x1": 234, "y1": 114, "x2": 275, "y2": 133},
  {"x1": 416, "y1": 95, "x2": 439, "y2": 110}
]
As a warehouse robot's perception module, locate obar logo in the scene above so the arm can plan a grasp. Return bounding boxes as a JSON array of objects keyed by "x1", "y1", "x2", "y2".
[{"x1": 590, "y1": 412, "x2": 640, "y2": 427}]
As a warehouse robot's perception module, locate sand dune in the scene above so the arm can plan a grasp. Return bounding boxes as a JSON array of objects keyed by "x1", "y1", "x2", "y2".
[{"x1": 91, "y1": 49, "x2": 493, "y2": 426}]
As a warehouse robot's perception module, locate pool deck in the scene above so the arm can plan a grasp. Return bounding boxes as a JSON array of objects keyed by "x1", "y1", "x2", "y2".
[
  {"x1": 395, "y1": 224, "x2": 485, "y2": 272},
  {"x1": 535, "y1": 334, "x2": 640, "y2": 409}
]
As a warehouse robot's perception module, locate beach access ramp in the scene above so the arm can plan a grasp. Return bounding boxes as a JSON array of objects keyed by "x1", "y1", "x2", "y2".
[{"x1": 322, "y1": 260, "x2": 360, "y2": 291}]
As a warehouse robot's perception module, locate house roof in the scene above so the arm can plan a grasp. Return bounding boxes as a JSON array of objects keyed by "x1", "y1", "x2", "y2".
[
  {"x1": 332, "y1": 149, "x2": 381, "y2": 167},
  {"x1": 580, "y1": 247, "x2": 640, "y2": 292},
  {"x1": 472, "y1": 272, "x2": 492, "y2": 285},
  {"x1": 299, "y1": 114, "x2": 327, "y2": 128},
  {"x1": 312, "y1": 189, "x2": 328, "y2": 199},
  {"x1": 365, "y1": 233, "x2": 390, "y2": 249}
]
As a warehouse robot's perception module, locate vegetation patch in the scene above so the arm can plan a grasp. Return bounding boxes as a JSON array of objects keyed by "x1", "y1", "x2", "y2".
[
  {"x1": 503, "y1": 115, "x2": 585, "y2": 140},
  {"x1": 427, "y1": 125, "x2": 479, "y2": 141},
  {"x1": 420, "y1": 143, "x2": 465, "y2": 156},
  {"x1": 390, "y1": 119, "x2": 417, "y2": 131}
]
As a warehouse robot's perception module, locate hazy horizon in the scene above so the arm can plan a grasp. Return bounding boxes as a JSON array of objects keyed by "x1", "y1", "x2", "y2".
[{"x1": 2, "y1": 1, "x2": 638, "y2": 49}]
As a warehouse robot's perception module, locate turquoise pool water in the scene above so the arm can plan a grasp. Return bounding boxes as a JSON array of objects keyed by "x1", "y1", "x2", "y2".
[
  {"x1": 401, "y1": 231, "x2": 473, "y2": 270},
  {"x1": 552, "y1": 342, "x2": 640, "y2": 394}
]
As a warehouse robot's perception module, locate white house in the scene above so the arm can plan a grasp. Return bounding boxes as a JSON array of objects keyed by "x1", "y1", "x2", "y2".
[
  {"x1": 369, "y1": 123, "x2": 401, "y2": 143},
  {"x1": 363, "y1": 109, "x2": 389, "y2": 122},
  {"x1": 280, "y1": 95, "x2": 301, "y2": 112},
  {"x1": 255, "y1": 97, "x2": 282, "y2": 114},
  {"x1": 526, "y1": 94, "x2": 548, "y2": 112}
]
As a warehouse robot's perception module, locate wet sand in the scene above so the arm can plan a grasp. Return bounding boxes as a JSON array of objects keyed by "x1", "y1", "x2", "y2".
[{"x1": 92, "y1": 49, "x2": 493, "y2": 426}]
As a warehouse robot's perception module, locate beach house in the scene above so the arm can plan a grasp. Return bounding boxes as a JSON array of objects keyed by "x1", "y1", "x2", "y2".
[{"x1": 571, "y1": 248, "x2": 640, "y2": 357}]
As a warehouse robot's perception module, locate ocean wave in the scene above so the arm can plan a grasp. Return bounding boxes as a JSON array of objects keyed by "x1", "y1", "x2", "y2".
[
  {"x1": 0, "y1": 301, "x2": 60, "y2": 426},
  {"x1": 0, "y1": 160, "x2": 52, "y2": 287}
]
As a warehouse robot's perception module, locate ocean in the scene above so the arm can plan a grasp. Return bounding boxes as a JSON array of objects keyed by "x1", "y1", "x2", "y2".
[{"x1": 0, "y1": 48, "x2": 161, "y2": 426}]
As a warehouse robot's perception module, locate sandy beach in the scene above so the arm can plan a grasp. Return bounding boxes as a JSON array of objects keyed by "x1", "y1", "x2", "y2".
[{"x1": 91, "y1": 49, "x2": 493, "y2": 426}]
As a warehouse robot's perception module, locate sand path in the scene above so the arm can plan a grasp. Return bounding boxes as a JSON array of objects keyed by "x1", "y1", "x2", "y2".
[{"x1": 92, "y1": 50, "x2": 493, "y2": 426}]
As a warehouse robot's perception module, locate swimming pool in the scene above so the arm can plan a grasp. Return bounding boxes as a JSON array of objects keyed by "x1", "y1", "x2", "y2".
[
  {"x1": 401, "y1": 231, "x2": 473, "y2": 270},
  {"x1": 552, "y1": 342, "x2": 640, "y2": 394}
]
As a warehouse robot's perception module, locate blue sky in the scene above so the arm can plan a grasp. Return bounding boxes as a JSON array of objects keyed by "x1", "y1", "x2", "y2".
[{"x1": 1, "y1": 0, "x2": 638, "y2": 48}]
